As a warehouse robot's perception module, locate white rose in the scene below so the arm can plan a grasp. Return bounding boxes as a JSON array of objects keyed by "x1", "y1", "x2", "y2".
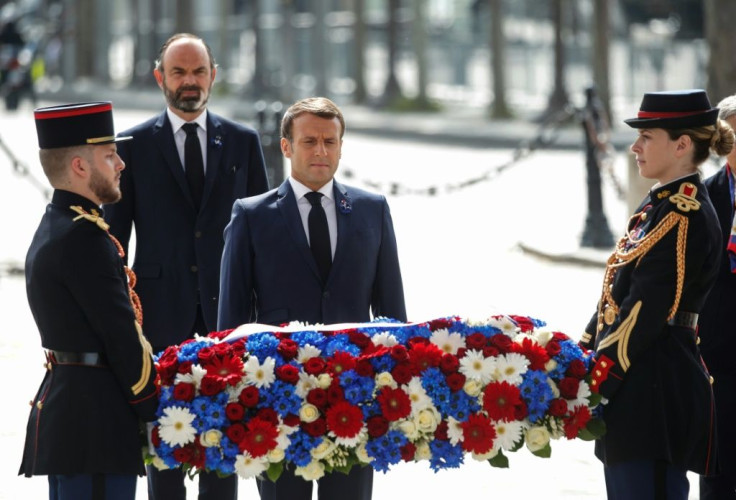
[
  {"x1": 463, "y1": 379, "x2": 483, "y2": 397},
  {"x1": 416, "y1": 409, "x2": 439, "y2": 434},
  {"x1": 151, "y1": 455, "x2": 169, "y2": 471},
  {"x1": 295, "y1": 460, "x2": 325, "y2": 481},
  {"x1": 472, "y1": 447, "x2": 499, "y2": 461},
  {"x1": 544, "y1": 359, "x2": 558, "y2": 373},
  {"x1": 267, "y1": 447, "x2": 285, "y2": 463},
  {"x1": 317, "y1": 373, "x2": 332, "y2": 389},
  {"x1": 399, "y1": 420, "x2": 419, "y2": 440},
  {"x1": 525, "y1": 426, "x2": 551, "y2": 452},
  {"x1": 415, "y1": 440, "x2": 432, "y2": 460},
  {"x1": 535, "y1": 330, "x2": 554, "y2": 347},
  {"x1": 375, "y1": 371, "x2": 397, "y2": 388},
  {"x1": 311, "y1": 438, "x2": 336, "y2": 460},
  {"x1": 355, "y1": 443, "x2": 374, "y2": 464},
  {"x1": 199, "y1": 429, "x2": 222, "y2": 448},
  {"x1": 299, "y1": 403, "x2": 320, "y2": 423}
]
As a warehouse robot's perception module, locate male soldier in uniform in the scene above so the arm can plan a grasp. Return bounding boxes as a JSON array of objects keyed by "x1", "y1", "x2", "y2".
[{"x1": 19, "y1": 102, "x2": 159, "y2": 500}]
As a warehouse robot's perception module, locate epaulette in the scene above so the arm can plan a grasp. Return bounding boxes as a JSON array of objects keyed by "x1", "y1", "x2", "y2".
[
  {"x1": 69, "y1": 205, "x2": 110, "y2": 231},
  {"x1": 668, "y1": 182, "x2": 700, "y2": 213}
]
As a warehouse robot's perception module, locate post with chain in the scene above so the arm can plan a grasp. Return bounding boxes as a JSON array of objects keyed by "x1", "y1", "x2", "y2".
[
  {"x1": 580, "y1": 86, "x2": 614, "y2": 249},
  {"x1": 256, "y1": 100, "x2": 285, "y2": 188}
]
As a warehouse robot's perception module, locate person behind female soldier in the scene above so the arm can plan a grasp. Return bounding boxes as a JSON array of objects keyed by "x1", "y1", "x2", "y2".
[
  {"x1": 698, "y1": 94, "x2": 736, "y2": 500},
  {"x1": 579, "y1": 89, "x2": 734, "y2": 500}
]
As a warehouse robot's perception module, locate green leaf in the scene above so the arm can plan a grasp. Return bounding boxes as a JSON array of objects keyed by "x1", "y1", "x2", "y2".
[
  {"x1": 334, "y1": 463, "x2": 354, "y2": 475},
  {"x1": 488, "y1": 450, "x2": 509, "y2": 468},
  {"x1": 587, "y1": 392, "x2": 603, "y2": 407},
  {"x1": 578, "y1": 418, "x2": 607, "y2": 441},
  {"x1": 531, "y1": 443, "x2": 552, "y2": 458},
  {"x1": 266, "y1": 462, "x2": 284, "y2": 482}
]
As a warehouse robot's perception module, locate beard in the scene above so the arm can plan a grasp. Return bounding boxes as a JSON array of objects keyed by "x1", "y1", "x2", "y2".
[
  {"x1": 89, "y1": 166, "x2": 121, "y2": 204},
  {"x1": 162, "y1": 78, "x2": 211, "y2": 113}
]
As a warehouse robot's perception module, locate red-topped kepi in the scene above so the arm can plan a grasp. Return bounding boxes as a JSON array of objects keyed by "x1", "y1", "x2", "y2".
[
  {"x1": 624, "y1": 89, "x2": 719, "y2": 130},
  {"x1": 33, "y1": 101, "x2": 132, "y2": 149}
]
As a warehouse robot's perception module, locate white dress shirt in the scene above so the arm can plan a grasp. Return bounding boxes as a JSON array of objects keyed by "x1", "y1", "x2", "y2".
[
  {"x1": 288, "y1": 177, "x2": 338, "y2": 258},
  {"x1": 167, "y1": 108, "x2": 208, "y2": 174}
]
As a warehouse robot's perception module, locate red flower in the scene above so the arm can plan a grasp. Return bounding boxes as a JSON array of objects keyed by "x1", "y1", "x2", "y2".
[
  {"x1": 390, "y1": 344, "x2": 409, "y2": 362},
  {"x1": 482, "y1": 345, "x2": 500, "y2": 358},
  {"x1": 566, "y1": 359, "x2": 588, "y2": 379},
  {"x1": 240, "y1": 417, "x2": 279, "y2": 457},
  {"x1": 172, "y1": 382, "x2": 195, "y2": 402},
  {"x1": 509, "y1": 315, "x2": 535, "y2": 333},
  {"x1": 408, "y1": 342, "x2": 443, "y2": 374},
  {"x1": 283, "y1": 413, "x2": 300, "y2": 427},
  {"x1": 439, "y1": 353, "x2": 459, "y2": 374},
  {"x1": 177, "y1": 360, "x2": 193, "y2": 374},
  {"x1": 256, "y1": 408, "x2": 280, "y2": 426},
  {"x1": 275, "y1": 364, "x2": 299, "y2": 384},
  {"x1": 466, "y1": 333, "x2": 487, "y2": 350},
  {"x1": 445, "y1": 372, "x2": 466, "y2": 392},
  {"x1": 548, "y1": 398, "x2": 568, "y2": 417},
  {"x1": 199, "y1": 374, "x2": 226, "y2": 396},
  {"x1": 238, "y1": 386, "x2": 259, "y2": 407},
  {"x1": 434, "y1": 420, "x2": 449, "y2": 441},
  {"x1": 277, "y1": 339, "x2": 299, "y2": 360},
  {"x1": 563, "y1": 405, "x2": 592, "y2": 439},
  {"x1": 482, "y1": 381, "x2": 524, "y2": 422},
  {"x1": 559, "y1": 377, "x2": 580, "y2": 399},
  {"x1": 208, "y1": 328, "x2": 234, "y2": 340},
  {"x1": 303, "y1": 357, "x2": 326, "y2": 375},
  {"x1": 226, "y1": 423, "x2": 246, "y2": 444},
  {"x1": 203, "y1": 355, "x2": 244, "y2": 387},
  {"x1": 428, "y1": 317, "x2": 456, "y2": 330},
  {"x1": 546, "y1": 339, "x2": 562, "y2": 356},
  {"x1": 513, "y1": 337, "x2": 550, "y2": 371},
  {"x1": 307, "y1": 388, "x2": 328, "y2": 409},
  {"x1": 377, "y1": 387, "x2": 411, "y2": 422},
  {"x1": 461, "y1": 413, "x2": 496, "y2": 454},
  {"x1": 400, "y1": 442, "x2": 417, "y2": 461},
  {"x1": 156, "y1": 348, "x2": 180, "y2": 384},
  {"x1": 367, "y1": 415, "x2": 389, "y2": 437},
  {"x1": 151, "y1": 426, "x2": 161, "y2": 447},
  {"x1": 326, "y1": 401, "x2": 364, "y2": 438},
  {"x1": 230, "y1": 339, "x2": 246, "y2": 358},
  {"x1": 328, "y1": 352, "x2": 356, "y2": 376},
  {"x1": 327, "y1": 382, "x2": 345, "y2": 405},
  {"x1": 348, "y1": 331, "x2": 371, "y2": 350},
  {"x1": 489, "y1": 333, "x2": 514, "y2": 352},
  {"x1": 302, "y1": 417, "x2": 327, "y2": 437},
  {"x1": 225, "y1": 402, "x2": 245, "y2": 421},
  {"x1": 197, "y1": 346, "x2": 215, "y2": 364},
  {"x1": 355, "y1": 358, "x2": 375, "y2": 377},
  {"x1": 391, "y1": 363, "x2": 413, "y2": 385}
]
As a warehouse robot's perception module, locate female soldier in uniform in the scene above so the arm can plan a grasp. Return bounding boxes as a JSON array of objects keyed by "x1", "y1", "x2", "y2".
[{"x1": 580, "y1": 89, "x2": 734, "y2": 500}]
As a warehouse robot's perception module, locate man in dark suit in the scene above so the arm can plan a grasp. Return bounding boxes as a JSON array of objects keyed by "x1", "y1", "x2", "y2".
[
  {"x1": 218, "y1": 97, "x2": 407, "y2": 500},
  {"x1": 20, "y1": 102, "x2": 159, "y2": 500},
  {"x1": 104, "y1": 33, "x2": 269, "y2": 500},
  {"x1": 699, "y1": 94, "x2": 736, "y2": 500}
]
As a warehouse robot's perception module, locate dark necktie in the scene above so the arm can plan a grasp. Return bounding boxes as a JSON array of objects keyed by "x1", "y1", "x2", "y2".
[
  {"x1": 305, "y1": 191, "x2": 332, "y2": 282},
  {"x1": 183, "y1": 122, "x2": 204, "y2": 209}
]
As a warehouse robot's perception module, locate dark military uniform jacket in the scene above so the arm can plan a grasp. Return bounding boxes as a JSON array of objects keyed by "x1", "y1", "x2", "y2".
[
  {"x1": 19, "y1": 190, "x2": 158, "y2": 477},
  {"x1": 580, "y1": 174, "x2": 720, "y2": 475}
]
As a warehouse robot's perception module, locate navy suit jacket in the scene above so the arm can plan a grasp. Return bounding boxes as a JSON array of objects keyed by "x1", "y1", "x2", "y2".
[
  {"x1": 105, "y1": 110, "x2": 269, "y2": 349},
  {"x1": 218, "y1": 179, "x2": 407, "y2": 330}
]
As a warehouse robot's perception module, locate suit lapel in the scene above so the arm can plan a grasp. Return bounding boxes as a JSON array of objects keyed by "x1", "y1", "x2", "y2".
[
  {"x1": 201, "y1": 113, "x2": 225, "y2": 211},
  {"x1": 330, "y1": 181, "x2": 353, "y2": 283},
  {"x1": 153, "y1": 112, "x2": 195, "y2": 208},
  {"x1": 276, "y1": 181, "x2": 322, "y2": 280}
]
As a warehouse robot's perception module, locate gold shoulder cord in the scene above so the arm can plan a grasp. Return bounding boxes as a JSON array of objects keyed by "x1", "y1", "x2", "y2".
[
  {"x1": 597, "y1": 210, "x2": 688, "y2": 331},
  {"x1": 70, "y1": 205, "x2": 152, "y2": 395}
]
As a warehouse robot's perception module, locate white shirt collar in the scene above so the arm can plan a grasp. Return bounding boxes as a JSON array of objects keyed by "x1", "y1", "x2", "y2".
[
  {"x1": 167, "y1": 108, "x2": 208, "y2": 134},
  {"x1": 289, "y1": 178, "x2": 334, "y2": 201}
]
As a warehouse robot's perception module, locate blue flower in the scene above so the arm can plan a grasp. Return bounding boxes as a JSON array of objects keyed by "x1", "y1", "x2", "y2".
[
  {"x1": 365, "y1": 430, "x2": 406, "y2": 472},
  {"x1": 429, "y1": 440, "x2": 464, "y2": 471},
  {"x1": 285, "y1": 431, "x2": 321, "y2": 466}
]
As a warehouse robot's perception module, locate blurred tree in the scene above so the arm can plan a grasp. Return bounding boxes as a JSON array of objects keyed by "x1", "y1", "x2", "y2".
[
  {"x1": 592, "y1": 0, "x2": 612, "y2": 124},
  {"x1": 175, "y1": 0, "x2": 195, "y2": 34},
  {"x1": 75, "y1": 0, "x2": 95, "y2": 78},
  {"x1": 410, "y1": 0, "x2": 429, "y2": 107},
  {"x1": 540, "y1": 0, "x2": 569, "y2": 122},
  {"x1": 704, "y1": 0, "x2": 736, "y2": 103},
  {"x1": 380, "y1": 0, "x2": 403, "y2": 105},
  {"x1": 353, "y1": 0, "x2": 368, "y2": 103},
  {"x1": 129, "y1": 0, "x2": 158, "y2": 88},
  {"x1": 488, "y1": 0, "x2": 511, "y2": 118}
]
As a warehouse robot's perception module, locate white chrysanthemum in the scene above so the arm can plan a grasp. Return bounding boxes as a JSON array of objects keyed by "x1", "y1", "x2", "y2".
[
  {"x1": 487, "y1": 316, "x2": 518, "y2": 336},
  {"x1": 494, "y1": 353, "x2": 529, "y2": 385},
  {"x1": 295, "y1": 372, "x2": 321, "y2": 397},
  {"x1": 295, "y1": 460, "x2": 326, "y2": 481},
  {"x1": 297, "y1": 344, "x2": 322, "y2": 363},
  {"x1": 158, "y1": 406, "x2": 196, "y2": 447},
  {"x1": 403, "y1": 378, "x2": 432, "y2": 413},
  {"x1": 429, "y1": 328, "x2": 466, "y2": 355},
  {"x1": 244, "y1": 356, "x2": 275, "y2": 388},
  {"x1": 446, "y1": 416, "x2": 464, "y2": 446},
  {"x1": 174, "y1": 364, "x2": 207, "y2": 387},
  {"x1": 234, "y1": 452, "x2": 269, "y2": 478},
  {"x1": 330, "y1": 426, "x2": 367, "y2": 448},
  {"x1": 371, "y1": 331, "x2": 398, "y2": 347},
  {"x1": 493, "y1": 420, "x2": 525, "y2": 450},
  {"x1": 459, "y1": 349, "x2": 495, "y2": 384},
  {"x1": 566, "y1": 381, "x2": 593, "y2": 411}
]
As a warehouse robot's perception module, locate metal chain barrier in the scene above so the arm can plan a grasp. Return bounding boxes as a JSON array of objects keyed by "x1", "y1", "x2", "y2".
[
  {"x1": 0, "y1": 133, "x2": 51, "y2": 200},
  {"x1": 581, "y1": 104, "x2": 627, "y2": 202}
]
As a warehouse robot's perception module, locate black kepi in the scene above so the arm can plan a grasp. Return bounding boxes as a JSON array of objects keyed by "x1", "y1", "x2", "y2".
[
  {"x1": 34, "y1": 101, "x2": 132, "y2": 149},
  {"x1": 624, "y1": 89, "x2": 719, "y2": 130}
]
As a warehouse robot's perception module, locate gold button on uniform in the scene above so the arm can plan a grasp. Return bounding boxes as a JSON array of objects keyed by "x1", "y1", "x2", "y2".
[{"x1": 36, "y1": 401, "x2": 43, "y2": 410}]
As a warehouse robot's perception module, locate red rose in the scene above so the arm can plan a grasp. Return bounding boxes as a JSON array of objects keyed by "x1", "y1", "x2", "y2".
[
  {"x1": 304, "y1": 357, "x2": 326, "y2": 375},
  {"x1": 151, "y1": 426, "x2": 161, "y2": 447},
  {"x1": 348, "y1": 331, "x2": 371, "y2": 349},
  {"x1": 177, "y1": 360, "x2": 193, "y2": 375},
  {"x1": 509, "y1": 315, "x2": 535, "y2": 333},
  {"x1": 172, "y1": 382, "x2": 196, "y2": 402},
  {"x1": 456, "y1": 347, "x2": 467, "y2": 358},
  {"x1": 439, "y1": 353, "x2": 459, "y2": 374},
  {"x1": 283, "y1": 413, "x2": 301, "y2": 427},
  {"x1": 513, "y1": 400, "x2": 528, "y2": 420},
  {"x1": 238, "y1": 385, "x2": 259, "y2": 407},
  {"x1": 327, "y1": 382, "x2": 345, "y2": 405},
  {"x1": 226, "y1": 423, "x2": 246, "y2": 444},
  {"x1": 302, "y1": 417, "x2": 327, "y2": 437},
  {"x1": 428, "y1": 317, "x2": 455, "y2": 330},
  {"x1": 367, "y1": 415, "x2": 389, "y2": 437},
  {"x1": 559, "y1": 377, "x2": 580, "y2": 399},
  {"x1": 307, "y1": 388, "x2": 328, "y2": 409},
  {"x1": 276, "y1": 364, "x2": 299, "y2": 384},
  {"x1": 445, "y1": 372, "x2": 466, "y2": 392},
  {"x1": 482, "y1": 345, "x2": 500, "y2": 358},
  {"x1": 489, "y1": 334, "x2": 513, "y2": 352},
  {"x1": 390, "y1": 345, "x2": 409, "y2": 362},
  {"x1": 156, "y1": 349, "x2": 179, "y2": 383},
  {"x1": 230, "y1": 339, "x2": 246, "y2": 358},
  {"x1": 391, "y1": 363, "x2": 413, "y2": 385},
  {"x1": 566, "y1": 359, "x2": 588, "y2": 379},
  {"x1": 400, "y1": 442, "x2": 417, "y2": 461},
  {"x1": 434, "y1": 420, "x2": 449, "y2": 441},
  {"x1": 225, "y1": 402, "x2": 245, "y2": 421},
  {"x1": 546, "y1": 340, "x2": 562, "y2": 356},
  {"x1": 199, "y1": 374, "x2": 226, "y2": 396},
  {"x1": 256, "y1": 408, "x2": 279, "y2": 426},
  {"x1": 548, "y1": 398, "x2": 568, "y2": 417},
  {"x1": 173, "y1": 445, "x2": 194, "y2": 464},
  {"x1": 355, "y1": 359, "x2": 375, "y2": 377},
  {"x1": 277, "y1": 339, "x2": 299, "y2": 360},
  {"x1": 466, "y1": 333, "x2": 487, "y2": 350},
  {"x1": 197, "y1": 346, "x2": 216, "y2": 364}
]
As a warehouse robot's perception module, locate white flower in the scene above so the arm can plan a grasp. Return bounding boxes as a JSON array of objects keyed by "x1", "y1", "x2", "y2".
[
  {"x1": 375, "y1": 371, "x2": 397, "y2": 389},
  {"x1": 295, "y1": 460, "x2": 325, "y2": 481},
  {"x1": 493, "y1": 420, "x2": 525, "y2": 450},
  {"x1": 487, "y1": 316, "x2": 518, "y2": 335},
  {"x1": 403, "y1": 378, "x2": 432, "y2": 413},
  {"x1": 299, "y1": 403, "x2": 320, "y2": 423},
  {"x1": 415, "y1": 440, "x2": 432, "y2": 460},
  {"x1": 297, "y1": 344, "x2": 322, "y2": 363},
  {"x1": 415, "y1": 408, "x2": 439, "y2": 434},
  {"x1": 463, "y1": 379, "x2": 483, "y2": 397},
  {"x1": 472, "y1": 447, "x2": 499, "y2": 461},
  {"x1": 174, "y1": 364, "x2": 206, "y2": 387},
  {"x1": 158, "y1": 406, "x2": 196, "y2": 447},
  {"x1": 545, "y1": 359, "x2": 558, "y2": 373},
  {"x1": 398, "y1": 419, "x2": 420, "y2": 440},
  {"x1": 244, "y1": 356, "x2": 275, "y2": 388},
  {"x1": 355, "y1": 443, "x2": 374, "y2": 464},
  {"x1": 567, "y1": 381, "x2": 593, "y2": 411},
  {"x1": 459, "y1": 349, "x2": 495, "y2": 384},
  {"x1": 446, "y1": 416, "x2": 464, "y2": 446},
  {"x1": 234, "y1": 452, "x2": 268, "y2": 478},
  {"x1": 534, "y1": 329, "x2": 554, "y2": 347},
  {"x1": 317, "y1": 373, "x2": 332, "y2": 389},
  {"x1": 150, "y1": 455, "x2": 169, "y2": 471},
  {"x1": 429, "y1": 328, "x2": 466, "y2": 355},
  {"x1": 494, "y1": 353, "x2": 529, "y2": 385},
  {"x1": 311, "y1": 438, "x2": 336, "y2": 460},
  {"x1": 372, "y1": 331, "x2": 398, "y2": 347},
  {"x1": 295, "y1": 372, "x2": 321, "y2": 398},
  {"x1": 267, "y1": 447, "x2": 285, "y2": 463},
  {"x1": 330, "y1": 426, "x2": 367, "y2": 448},
  {"x1": 525, "y1": 426, "x2": 551, "y2": 452},
  {"x1": 199, "y1": 429, "x2": 222, "y2": 448}
]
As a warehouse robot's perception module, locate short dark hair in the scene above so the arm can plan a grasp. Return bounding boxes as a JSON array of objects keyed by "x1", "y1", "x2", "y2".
[
  {"x1": 154, "y1": 33, "x2": 216, "y2": 73},
  {"x1": 281, "y1": 97, "x2": 345, "y2": 142}
]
